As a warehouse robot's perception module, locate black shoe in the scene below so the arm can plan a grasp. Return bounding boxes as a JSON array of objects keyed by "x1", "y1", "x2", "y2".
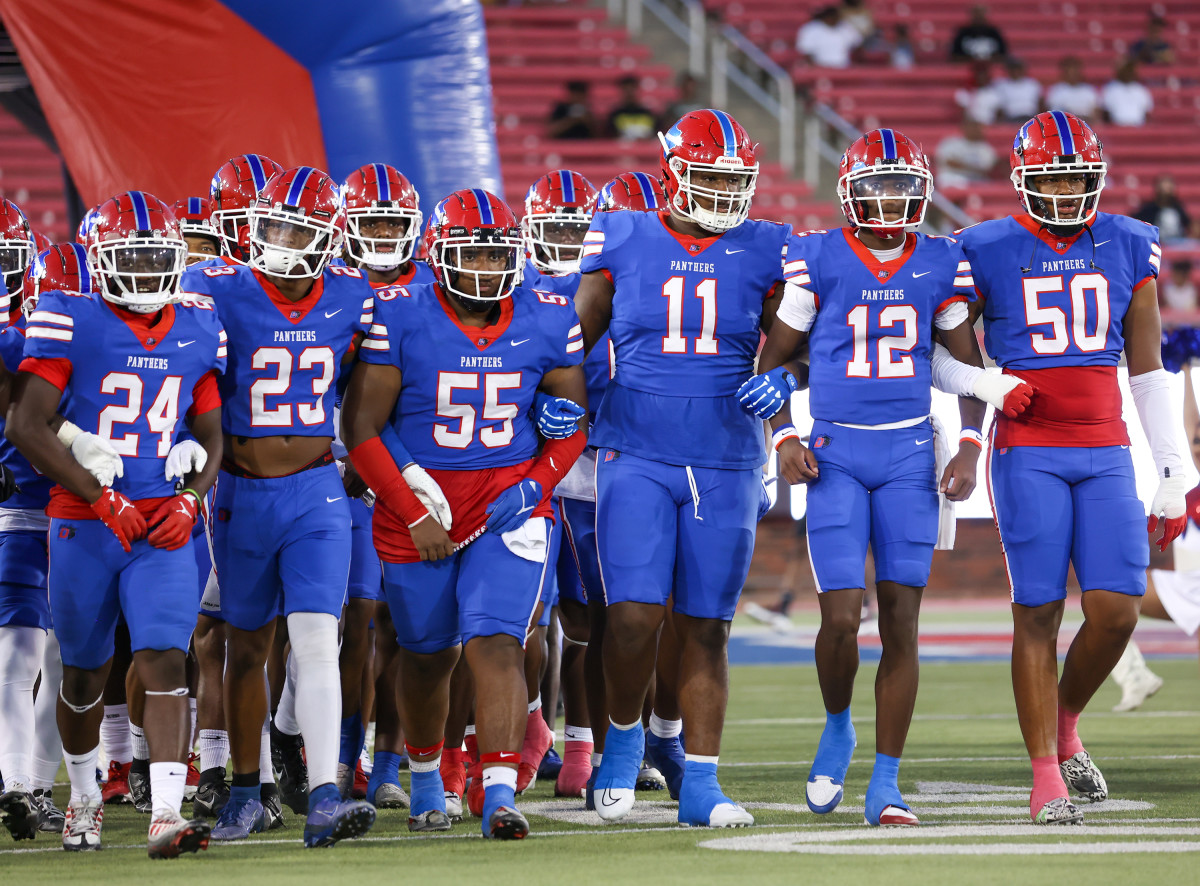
[
  {"x1": 0, "y1": 790, "x2": 38, "y2": 840},
  {"x1": 32, "y1": 788, "x2": 65, "y2": 833},
  {"x1": 270, "y1": 721, "x2": 308, "y2": 815},
  {"x1": 193, "y1": 768, "x2": 230, "y2": 819},
  {"x1": 260, "y1": 783, "x2": 285, "y2": 830},
  {"x1": 129, "y1": 759, "x2": 152, "y2": 814},
  {"x1": 484, "y1": 805, "x2": 529, "y2": 840}
]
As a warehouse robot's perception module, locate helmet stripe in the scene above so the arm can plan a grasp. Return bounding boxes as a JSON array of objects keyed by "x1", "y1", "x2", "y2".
[
  {"x1": 472, "y1": 189, "x2": 494, "y2": 225},
  {"x1": 70, "y1": 243, "x2": 92, "y2": 292},
  {"x1": 880, "y1": 128, "x2": 897, "y2": 160},
  {"x1": 1049, "y1": 110, "x2": 1075, "y2": 156},
  {"x1": 374, "y1": 164, "x2": 391, "y2": 202},
  {"x1": 188, "y1": 197, "x2": 203, "y2": 214},
  {"x1": 711, "y1": 110, "x2": 738, "y2": 158},
  {"x1": 130, "y1": 191, "x2": 151, "y2": 230},
  {"x1": 247, "y1": 154, "x2": 268, "y2": 191},
  {"x1": 633, "y1": 172, "x2": 658, "y2": 208},
  {"x1": 559, "y1": 170, "x2": 575, "y2": 204},
  {"x1": 286, "y1": 167, "x2": 314, "y2": 207}
]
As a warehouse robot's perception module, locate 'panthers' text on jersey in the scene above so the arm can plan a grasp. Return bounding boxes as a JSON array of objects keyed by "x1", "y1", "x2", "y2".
[
  {"x1": 360, "y1": 282, "x2": 584, "y2": 471},
  {"x1": 21, "y1": 290, "x2": 226, "y2": 511},
  {"x1": 183, "y1": 262, "x2": 372, "y2": 438},
  {"x1": 579, "y1": 209, "x2": 791, "y2": 468},
  {"x1": 782, "y1": 228, "x2": 975, "y2": 425}
]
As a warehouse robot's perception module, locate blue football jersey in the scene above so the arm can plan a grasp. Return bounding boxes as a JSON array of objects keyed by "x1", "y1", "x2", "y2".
[
  {"x1": 522, "y1": 259, "x2": 580, "y2": 296},
  {"x1": 23, "y1": 291, "x2": 227, "y2": 502},
  {"x1": 579, "y1": 210, "x2": 791, "y2": 468},
  {"x1": 0, "y1": 318, "x2": 55, "y2": 511},
  {"x1": 960, "y1": 213, "x2": 1160, "y2": 370},
  {"x1": 359, "y1": 283, "x2": 584, "y2": 471},
  {"x1": 183, "y1": 263, "x2": 373, "y2": 437},
  {"x1": 785, "y1": 229, "x2": 975, "y2": 425}
]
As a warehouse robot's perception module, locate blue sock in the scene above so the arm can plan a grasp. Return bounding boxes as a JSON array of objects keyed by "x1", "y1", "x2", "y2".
[
  {"x1": 308, "y1": 782, "x2": 340, "y2": 813},
  {"x1": 339, "y1": 713, "x2": 364, "y2": 767},
  {"x1": 366, "y1": 751, "x2": 401, "y2": 800},
  {"x1": 481, "y1": 783, "x2": 516, "y2": 833},
  {"x1": 230, "y1": 784, "x2": 257, "y2": 806},
  {"x1": 678, "y1": 760, "x2": 730, "y2": 825},
  {"x1": 409, "y1": 768, "x2": 446, "y2": 815},
  {"x1": 864, "y1": 753, "x2": 906, "y2": 824},
  {"x1": 810, "y1": 706, "x2": 856, "y2": 783}
]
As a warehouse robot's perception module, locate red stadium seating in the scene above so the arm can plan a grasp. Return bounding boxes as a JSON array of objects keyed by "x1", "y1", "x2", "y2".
[{"x1": 0, "y1": 107, "x2": 69, "y2": 242}]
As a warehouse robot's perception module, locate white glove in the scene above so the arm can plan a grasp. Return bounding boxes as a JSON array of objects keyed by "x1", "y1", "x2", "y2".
[
  {"x1": 164, "y1": 439, "x2": 208, "y2": 482},
  {"x1": 971, "y1": 369, "x2": 1034, "y2": 418},
  {"x1": 65, "y1": 429, "x2": 124, "y2": 487},
  {"x1": 402, "y1": 463, "x2": 453, "y2": 530},
  {"x1": 1151, "y1": 473, "x2": 1189, "y2": 521}
]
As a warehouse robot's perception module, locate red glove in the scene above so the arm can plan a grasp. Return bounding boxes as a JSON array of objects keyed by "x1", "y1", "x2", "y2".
[
  {"x1": 90, "y1": 488, "x2": 148, "y2": 553},
  {"x1": 1001, "y1": 380, "x2": 1035, "y2": 418},
  {"x1": 147, "y1": 493, "x2": 199, "y2": 551}
]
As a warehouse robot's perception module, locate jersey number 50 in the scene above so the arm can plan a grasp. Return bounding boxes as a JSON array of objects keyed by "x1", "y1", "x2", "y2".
[{"x1": 1022, "y1": 274, "x2": 1109, "y2": 354}]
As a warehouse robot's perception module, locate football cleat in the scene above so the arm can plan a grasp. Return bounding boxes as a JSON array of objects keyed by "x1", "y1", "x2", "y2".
[
  {"x1": 517, "y1": 711, "x2": 555, "y2": 794},
  {"x1": 261, "y1": 784, "x2": 285, "y2": 831},
  {"x1": 32, "y1": 788, "x2": 65, "y2": 833},
  {"x1": 408, "y1": 809, "x2": 452, "y2": 833},
  {"x1": 211, "y1": 797, "x2": 265, "y2": 841},
  {"x1": 466, "y1": 775, "x2": 485, "y2": 818},
  {"x1": 867, "y1": 805, "x2": 920, "y2": 827},
  {"x1": 806, "y1": 776, "x2": 844, "y2": 814},
  {"x1": 555, "y1": 742, "x2": 593, "y2": 798},
  {"x1": 537, "y1": 747, "x2": 564, "y2": 782},
  {"x1": 806, "y1": 715, "x2": 856, "y2": 814},
  {"x1": 636, "y1": 761, "x2": 667, "y2": 791},
  {"x1": 101, "y1": 760, "x2": 132, "y2": 805},
  {"x1": 303, "y1": 797, "x2": 376, "y2": 848},
  {"x1": 1033, "y1": 796, "x2": 1084, "y2": 825},
  {"x1": 192, "y1": 769, "x2": 230, "y2": 819},
  {"x1": 129, "y1": 760, "x2": 152, "y2": 813},
  {"x1": 184, "y1": 752, "x2": 201, "y2": 802},
  {"x1": 1060, "y1": 751, "x2": 1108, "y2": 802},
  {"x1": 484, "y1": 805, "x2": 529, "y2": 840},
  {"x1": 336, "y1": 762, "x2": 354, "y2": 800},
  {"x1": 62, "y1": 797, "x2": 103, "y2": 851},
  {"x1": 593, "y1": 724, "x2": 644, "y2": 821},
  {"x1": 645, "y1": 732, "x2": 686, "y2": 800},
  {"x1": 677, "y1": 764, "x2": 753, "y2": 828},
  {"x1": 1111, "y1": 643, "x2": 1164, "y2": 713},
  {"x1": 0, "y1": 790, "x2": 39, "y2": 840},
  {"x1": 271, "y1": 722, "x2": 309, "y2": 815},
  {"x1": 440, "y1": 748, "x2": 466, "y2": 820},
  {"x1": 147, "y1": 812, "x2": 211, "y2": 860},
  {"x1": 371, "y1": 781, "x2": 410, "y2": 810},
  {"x1": 352, "y1": 760, "x2": 368, "y2": 800}
]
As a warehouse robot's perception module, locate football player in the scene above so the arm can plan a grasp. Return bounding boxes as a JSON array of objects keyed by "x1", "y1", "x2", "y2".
[
  {"x1": 7, "y1": 192, "x2": 225, "y2": 857},
  {"x1": 174, "y1": 198, "x2": 221, "y2": 265},
  {"x1": 182, "y1": 167, "x2": 377, "y2": 847},
  {"x1": 343, "y1": 188, "x2": 588, "y2": 839},
  {"x1": 959, "y1": 111, "x2": 1183, "y2": 824},
  {"x1": 572, "y1": 109, "x2": 790, "y2": 827},
  {"x1": 209, "y1": 154, "x2": 284, "y2": 266}
]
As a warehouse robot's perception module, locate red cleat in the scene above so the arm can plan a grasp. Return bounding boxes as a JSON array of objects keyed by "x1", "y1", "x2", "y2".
[
  {"x1": 555, "y1": 741, "x2": 593, "y2": 798},
  {"x1": 516, "y1": 711, "x2": 554, "y2": 794},
  {"x1": 184, "y1": 752, "x2": 200, "y2": 802},
  {"x1": 352, "y1": 760, "x2": 368, "y2": 800},
  {"x1": 101, "y1": 761, "x2": 132, "y2": 805}
]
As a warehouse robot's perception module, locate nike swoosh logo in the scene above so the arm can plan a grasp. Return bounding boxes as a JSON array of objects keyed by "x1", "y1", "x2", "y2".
[
  {"x1": 498, "y1": 752, "x2": 518, "y2": 761},
  {"x1": 600, "y1": 793, "x2": 621, "y2": 806},
  {"x1": 725, "y1": 248, "x2": 744, "y2": 255},
  {"x1": 912, "y1": 271, "x2": 931, "y2": 278},
  {"x1": 1094, "y1": 240, "x2": 1110, "y2": 247},
  {"x1": 324, "y1": 309, "x2": 342, "y2": 318},
  {"x1": 916, "y1": 438, "x2": 931, "y2": 445},
  {"x1": 510, "y1": 338, "x2": 529, "y2": 346},
  {"x1": 326, "y1": 496, "x2": 343, "y2": 503},
  {"x1": 177, "y1": 340, "x2": 195, "y2": 347}
]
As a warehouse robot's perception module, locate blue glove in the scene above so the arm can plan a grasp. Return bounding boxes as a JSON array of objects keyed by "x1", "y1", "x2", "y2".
[
  {"x1": 757, "y1": 476, "x2": 775, "y2": 522},
  {"x1": 486, "y1": 479, "x2": 543, "y2": 534},
  {"x1": 535, "y1": 392, "x2": 586, "y2": 439},
  {"x1": 737, "y1": 366, "x2": 797, "y2": 420}
]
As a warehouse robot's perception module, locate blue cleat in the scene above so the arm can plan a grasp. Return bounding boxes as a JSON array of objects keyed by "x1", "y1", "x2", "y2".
[
  {"x1": 303, "y1": 795, "x2": 376, "y2": 848},
  {"x1": 481, "y1": 783, "x2": 527, "y2": 839},
  {"x1": 645, "y1": 731, "x2": 686, "y2": 800},
  {"x1": 584, "y1": 766, "x2": 598, "y2": 811},
  {"x1": 537, "y1": 747, "x2": 563, "y2": 782},
  {"x1": 806, "y1": 708, "x2": 856, "y2": 815},
  {"x1": 593, "y1": 724, "x2": 643, "y2": 822},
  {"x1": 211, "y1": 797, "x2": 265, "y2": 841},
  {"x1": 677, "y1": 761, "x2": 753, "y2": 828}
]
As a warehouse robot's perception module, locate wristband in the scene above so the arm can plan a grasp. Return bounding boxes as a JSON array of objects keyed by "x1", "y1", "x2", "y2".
[
  {"x1": 180, "y1": 487, "x2": 203, "y2": 507},
  {"x1": 772, "y1": 424, "x2": 801, "y2": 451},
  {"x1": 958, "y1": 427, "x2": 983, "y2": 450}
]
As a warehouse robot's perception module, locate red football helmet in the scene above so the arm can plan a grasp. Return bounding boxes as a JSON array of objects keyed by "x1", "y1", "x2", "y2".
[
  {"x1": 0, "y1": 198, "x2": 33, "y2": 304},
  {"x1": 342, "y1": 163, "x2": 422, "y2": 270},
  {"x1": 89, "y1": 191, "x2": 187, "y2": 312},
  {"x1": 209, "y1": 153, "x2": 283, "y2": 262},
  {"x1": 837, "y1": 128, "x2": 933, "y2": 235},
  {"x1": 658, "y1": 109, "x2": 759, "y2": 232},
  {"x1": 21, "y1": 242, "x2": 93, "y2": 318},
  {"x1": 31, "y1": 230, "x2": 52, "y2": 254},
  {"x1": 75, "y1": 205, "x2": 101, "y2": 245},
  {"x1": 173, "y1": 197, "x2": 220, "y2": 264},
  {"x1": 597, "y1": 171, "x2": 667, "y2": 213},
  {"x1": 248, "y1": 166, "x2": 346, "y2": 278},
  {"x1": 426, "y1": 188, "x2": 522, "y2": 308},
  {"x1": 522, "y1": 169, "x2": 598, "y2": 275},
  {"x1": 1010, "y1": 110, "x2": 1106, "y2": 227}
]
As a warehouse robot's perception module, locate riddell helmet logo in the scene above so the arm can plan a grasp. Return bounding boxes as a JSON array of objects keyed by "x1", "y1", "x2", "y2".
[{"x1": 713, "y1": 156, "x2": 745, "y2": 169}]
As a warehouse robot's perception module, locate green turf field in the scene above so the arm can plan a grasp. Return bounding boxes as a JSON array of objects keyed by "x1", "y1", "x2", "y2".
[{"x1": 4, "y1": 658, "x2": 1199, "y2": 884}]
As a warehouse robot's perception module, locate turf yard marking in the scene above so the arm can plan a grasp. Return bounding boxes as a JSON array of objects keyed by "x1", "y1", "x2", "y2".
[
  {"x1": 724, "y1": 753, "x2": 1200, "y2": 767},
  {"x1": 728, "y1": 710, "x2": 1200, "y2": 726},
  {"x1": 699, "y1": 824, "x2": 1200, "y2": 855}
]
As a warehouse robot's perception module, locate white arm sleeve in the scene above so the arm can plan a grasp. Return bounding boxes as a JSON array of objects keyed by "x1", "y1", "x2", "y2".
[
  {"x1": 775, "y1": 280, "x2": 819, "y2": 332},
  {"x1": 934, "y1": 300, "x2": 969, "y2": 330},
  {"x1": 930, "y1": 342, "x2": 982, "y2": 396},
  {"x1": 1130, "y1": 368, "x2": 1186, "y2": 477}
]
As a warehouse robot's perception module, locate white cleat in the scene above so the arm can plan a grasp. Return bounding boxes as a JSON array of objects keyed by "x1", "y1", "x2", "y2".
[
  {"x1": 1112, "y1": 668, "x2": 1163, "y2": 712},
  {"x1": 62, "y1": 797, "x2": 103, "y2": 851},
  {"x1": 1060, "y1": 751, "x2": 1108, "y2": 802},
  {"x1": 371, "y1": 782, "x2": 409, "y2": 809},
  {"x1": 707, "y1": 802, "x2": 755, "y2": 828},
  {"x1": 595, "y1": 787, "x2": 635, "y2": 821},
  {"x1": 805, "y1": 775, "x2": 844, "y2": 814},
  {"x1": 147, "y1": 811, "x2": 211, "y2": 859},
  {"x1": 444, "y1": 791, "x2": 463, "y2": 821}
]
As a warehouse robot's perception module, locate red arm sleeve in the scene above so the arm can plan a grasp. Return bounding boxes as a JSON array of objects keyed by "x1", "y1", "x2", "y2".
[
  {"x1": 187, "y1": 370, "x2": 221, "y2": 417},
  {"x1": 18, "y1": 357, "x2": 72, "y2": 392},
  {"x1": 524, "y1": 429, "x2": 588, "y2": 495},
  {"x1": 348, "y1": 436, "x2": 429, "y2": 526}
]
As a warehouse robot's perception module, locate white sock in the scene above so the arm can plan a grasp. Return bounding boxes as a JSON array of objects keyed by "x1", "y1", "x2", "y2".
[
  {"x1": 527, "y1": 696, "x2": 542, "y2": 714},
  {"x1": 0, "y1": 625, "x2": 45, "y2": 793},
  {"x1": 649, "y1": 714, "x2": 682, "y2": 739},
  {"x1": 286, "y1": 611, "x2": 341, "y2": 789},
  {"x1": 610, "y1": 718, "x2": 640, "y2": 731},
  {"x1": 199, "y1": 729, "x2": 229, "y2": 773},
  {"x1": 130, "y1": 723, "x2": 149, "y2": 761},
  {"x1": 64, "y1": 746, "x2": 102, "y2": 804},
  {"x1": 482, "y1": 766, "x2": 518, "y2": 791},
  {"x1": 274, "y1": 652, "x2": 300, "y2": 736},
  {"x1": 591, "y1": 752, "x2": 602, "y2": 767},
  {"x1": 564, "y1": 725, "x2": 593, "y2": 743},
  {"x1": 259, "y1": 715, "x2": 273, "y2": 784},
  {"x1": 409, "y1": 754, "x2": 440, "y2": 773},
  {"x1": 101, "y1": 704, "x2": 131, "y2": 765},
  {"x1": 149, "y1": 761, "x2": 187, "y2": 817},
  {"x1": 684, "y1": 753, "x2": 718, "y2": 765},
  {"x1": 188, "y1": 697, "x2": 197, "y2": 748},
  {"x1": 31, "y1": 630, "x2": 64, "y2": 791}
]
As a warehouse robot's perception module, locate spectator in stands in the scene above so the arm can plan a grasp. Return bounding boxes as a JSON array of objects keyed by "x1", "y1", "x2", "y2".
[
  {"x1": 796, "y1": 6, "x2": 861, "y2": 69},
  {"x1": 1161, "y1": 260, "x2": 1197, "y2": 313},
  {"x1": 994, "y1": 57, "x2": 1041, "y2": 121},
  {"x1": 607, "y1": 75, "x2": 657, "y2": 140},
  {"x1": 549, "y1": 80, "x2": 599, "y2": 139},
  {"x1": 1101, "y1": 59, "x2": 1154, "y2": 127},
  {"x1": 1134, "y1": 176, "x2": 1195, "y2": 243},
  {"x1": 956, "y1": 62, "x2": 1003, "y2": 124},
  {"x1": 665, "y1": 73, "x2": 704, "y2": 124},
  {"x1": 1129, "y1": 16, "x2": 1174, "y2": 66},
  {"x1": 889, "y1": 23, "x2": 915, "y2": 70},
  {"x1": 1044, "y1": 56, "x2": 1098, "y2": 119},
  {"x1": 935, "y1": 116, "x2": 999, "y2": 190},
  {"x1": 839, "y1": 0, "x2": 882, "y2": 52},
  {"x1": 949, "y1": 5, "x2": 1008, "y2": 63}
]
